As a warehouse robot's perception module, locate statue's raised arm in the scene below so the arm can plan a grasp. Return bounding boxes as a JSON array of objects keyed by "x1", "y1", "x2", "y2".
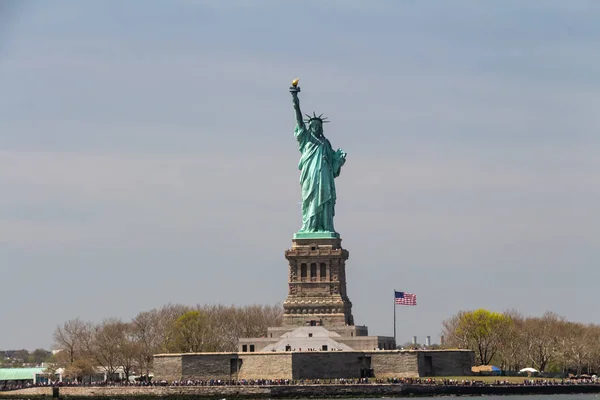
[{"x1": 290, "y1": 78, "x2": 304, "y2": 127}]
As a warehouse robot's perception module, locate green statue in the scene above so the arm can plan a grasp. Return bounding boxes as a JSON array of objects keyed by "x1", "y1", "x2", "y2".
[{"x1": 289, "y1": 79, "x2": 347, "y2": 238}]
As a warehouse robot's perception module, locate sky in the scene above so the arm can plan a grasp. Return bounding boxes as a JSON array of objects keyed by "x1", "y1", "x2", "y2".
[{"x1": 1, "y1": 0, "x2": 599, "y2": 351}]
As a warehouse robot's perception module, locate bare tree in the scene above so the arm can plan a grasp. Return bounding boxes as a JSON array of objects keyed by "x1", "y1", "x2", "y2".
[
  {"x1": 63, "y1": 358, "x2": 96, "y2": 383},
  {"x1": 586, "y1": 324, "x2": 600, "y2": 375},
  {"x1": 523, "y1": 312, "x2": 563, "y2": 372},
  {"x1": 496, "y1": 309, "x2": 526, "y2": 371},
  {"x1": 93, "y1": 318, "x2": 126, "y2": 380},
  {"x1": 155, "y1": 304, "x2": 191, "y2": 353},
  {"x1": 563, "y1": 322, "x2": 593, "y2": 375},
  {"x1": 130, "y1": 304, "x2": 190, "y2": 375},
  {"x1": 132, "y1": 310, "x2": 160, "y2": 377},
  {"x1": 441, "y1": 313, "x2": 469, "y2": 349},
  {"x1": 53, "y1": 318, "x2": 92, "y2": 366},
  {"x1": 119, "y1": 323, "x2": 141, "y2": 382}
]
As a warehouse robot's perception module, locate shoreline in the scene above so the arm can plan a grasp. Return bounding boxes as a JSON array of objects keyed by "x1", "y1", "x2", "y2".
[{"x1": 2, "y1": 384, "x2": 600, "y2": 399}]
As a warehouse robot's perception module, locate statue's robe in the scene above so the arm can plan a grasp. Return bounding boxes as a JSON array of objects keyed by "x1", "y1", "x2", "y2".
[{"x1": 294, "y1": 123, "x2": 345, "y2": 233}]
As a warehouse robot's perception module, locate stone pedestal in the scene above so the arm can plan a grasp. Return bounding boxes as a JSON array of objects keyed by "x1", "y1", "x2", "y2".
[
  {"x1": 283, "y1": 237, "x2": 354, "y2": 327},
  {"x1": 237, "y1": 235, "x2": 396, "y2": 354}
]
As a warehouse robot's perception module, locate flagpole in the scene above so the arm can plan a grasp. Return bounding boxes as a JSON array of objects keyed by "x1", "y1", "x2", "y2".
[{"x1": 393, "y1": 289, "x2": 397, "y2": 348}]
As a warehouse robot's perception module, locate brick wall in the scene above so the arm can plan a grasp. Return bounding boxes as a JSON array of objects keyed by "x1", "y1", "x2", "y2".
[
  {"x1": 153, "y1": 354, "x2": 182, "y2": 381},
  {"x1": 292, "y1": 352, "x2": 366, "y2": 379},
  {"x1": 238, "y1": 353, "x2": 292, "y2": 380},
  {"x1": 182, "y1": 353, "x2": 236, "y2": 380},
  {"x1": 369, "y1": 351, "x2": 419, "y2": 378},
  {"x1": 417, "y1": 350, "x2": 474, "y2": 376},
  {"x1": 153, "y1": 350, "x2": 474, "y2": 381}
]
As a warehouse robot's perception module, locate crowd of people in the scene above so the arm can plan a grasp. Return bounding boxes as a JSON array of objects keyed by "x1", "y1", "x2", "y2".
[{"x1": 1, "y1": 376, "x2": 599, "y2": 391}]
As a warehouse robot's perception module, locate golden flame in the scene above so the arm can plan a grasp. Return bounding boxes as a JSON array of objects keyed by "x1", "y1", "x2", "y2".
[{"x1": 291, "y1": 78, "x2": 299, "y2": 87}]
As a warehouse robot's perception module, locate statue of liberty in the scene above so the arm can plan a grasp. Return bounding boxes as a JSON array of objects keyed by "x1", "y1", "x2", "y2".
[{"x1": 289, "y1": 79, "x2": 347, "y2": 238}]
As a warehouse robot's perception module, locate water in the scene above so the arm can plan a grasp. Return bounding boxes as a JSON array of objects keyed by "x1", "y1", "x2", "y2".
[
  {"x1": 345, "y1": 396, "x2": 600, "y2": 400},
  {"x1": 4, "y1": 393, "x2": 599, "y2": 400}
]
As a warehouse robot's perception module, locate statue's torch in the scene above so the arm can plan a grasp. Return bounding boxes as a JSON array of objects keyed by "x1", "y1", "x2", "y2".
[{"x1": 290, "y1": 78, "x2": 300, "y2": 94}]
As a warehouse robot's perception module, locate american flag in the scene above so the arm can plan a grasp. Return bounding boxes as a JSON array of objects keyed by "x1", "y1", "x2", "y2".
[{"x1": 395, "y1": 291, "x2": 417, "y2": 306}]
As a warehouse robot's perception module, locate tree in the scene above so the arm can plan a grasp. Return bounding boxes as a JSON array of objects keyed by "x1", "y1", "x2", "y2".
[
  {"x1": 30, "y1": 349, "x2": 52, "y2": 365},
  {"x1": 495, "y1": 310, "x2": 526, "y2": 371},
  {"x1": 63, "y1": 358, "x2": 96, "y2": 383},
  {"x1": 132, "y1": 304, "x2": 190, "y2": 376},
  {"x1": 12, "y1": 349, "x2": 30, "y2": 364},
  {"x1": 154, "y1": 304, "x2": 191, "y2": 353},
  {"x1": 236, "y1": 304, "x2": 283, "y2": 338},
  {"x1": 557, "y1": 322, "x2": 593, "y2": 375},
  {"x1": 119, "y1": 323, "x2": 141, "y2": 382},
  {"x1": 53, "y1": 318, "x2": 91, "y2": 366},
  {"x1": 442, "y1": 309, "x2": 512, "y2": 365},
  {"x1": 50, "y1": 302, "x2": 285, "y2": 372},
  {"x1": 93, "y1": 318, "x2": 127, "y2": 380},
  {"x1": 42, "y1": 363, "x2": 60, "y2": 382},
  {"x1": 192, "y1": 304, "x2": 283, "y2": 352},
  {"x1": 167, "y1": 310, "x2": 210, "y2": 353},
  {"x1": 441, "y1": 314, "x2": 469, "y2": 349},
  {"x1": 586, "y1": 325, "x2": 600, "y2": 375},
  {"x1": 523, "y1": 312, "x2": 562, "y2": 372},
  {"x1": 132, "y1": 310, "x2": 161, "y2": 377}
]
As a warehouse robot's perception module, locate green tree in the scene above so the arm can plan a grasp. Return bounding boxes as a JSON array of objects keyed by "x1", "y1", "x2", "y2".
[
  {"x1": 443, "y1": 308, "x2": 512, "y2": 365},
  {"x1": 12, "y1": 349, "x2": 30, "y2": 364},
  {"x1": 30, "y1": 349, "x2": 52, "y2": 365},
  {"x1": 167, "y1": 310, "x2": 211, "y2": 353},
  {"x1": 51, "y1": 303, "x2": 283, "y2": 365}
]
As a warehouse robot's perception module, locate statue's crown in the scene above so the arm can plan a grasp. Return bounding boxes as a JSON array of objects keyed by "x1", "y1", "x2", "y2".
[{"x1": 304, "y1": 112, "x2": 330, "y2": 124}]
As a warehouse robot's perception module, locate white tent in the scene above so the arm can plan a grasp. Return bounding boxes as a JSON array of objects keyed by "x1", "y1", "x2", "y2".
[{"x1": 519, "y1": 367, "x2": 538, "y2": 373}]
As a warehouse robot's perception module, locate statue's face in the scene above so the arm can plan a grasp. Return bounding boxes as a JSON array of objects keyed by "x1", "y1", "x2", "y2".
[{"x1": 309, "y1": 120, "x2": 323, "y2": 137}]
